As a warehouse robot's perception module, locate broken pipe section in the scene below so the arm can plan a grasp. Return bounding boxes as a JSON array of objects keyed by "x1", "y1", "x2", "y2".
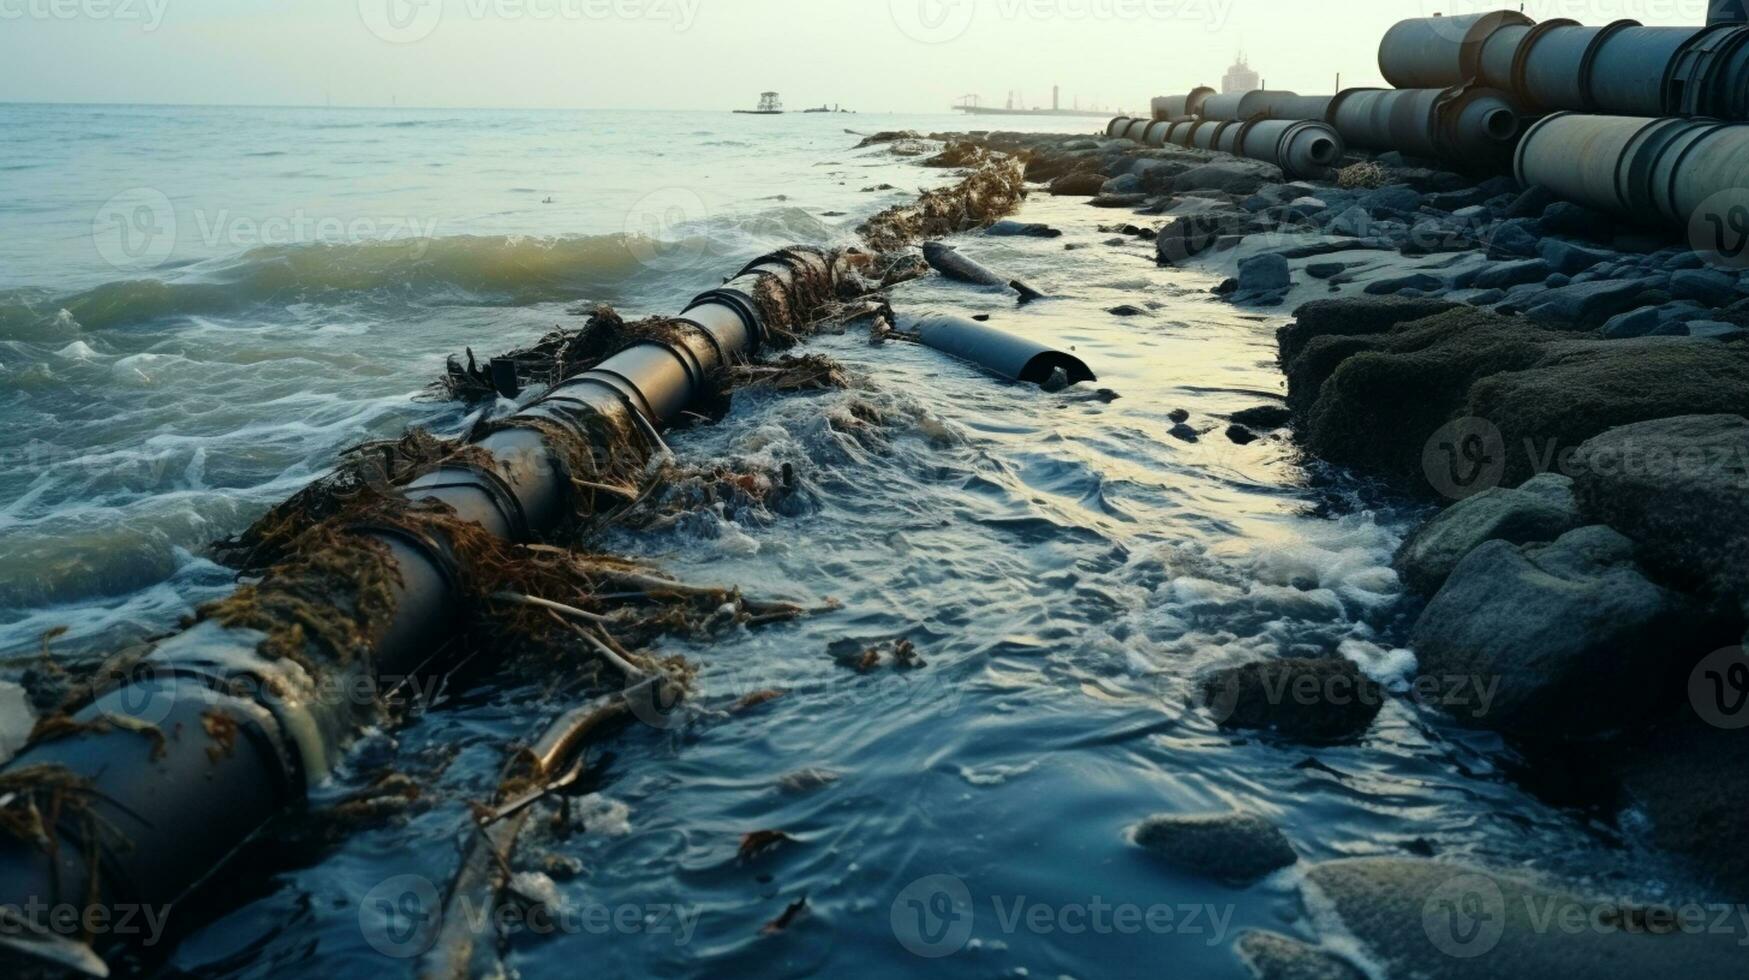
[
  {"x1": 923, "y1": 241, "x2": 1046, "y2": 303},
  {"x1": 908, "y1": 313, "x2": 1096, "y2": 389}
]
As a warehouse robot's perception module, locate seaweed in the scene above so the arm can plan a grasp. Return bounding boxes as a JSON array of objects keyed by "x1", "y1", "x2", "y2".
[
  {"x1": 857, "y1": 157, "x2": 1027, "y2": 254},
  {"x1": 0, "y1": 764, "x2": 131, "y2": 916},
  {"x1": 434, "y1": 307, "x2": 717, "y2": 404}
]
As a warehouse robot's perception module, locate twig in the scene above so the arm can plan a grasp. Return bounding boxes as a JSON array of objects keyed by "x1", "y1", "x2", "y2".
[{"x1": 490, "y1": 591, "x2": 615, "y2": 625}]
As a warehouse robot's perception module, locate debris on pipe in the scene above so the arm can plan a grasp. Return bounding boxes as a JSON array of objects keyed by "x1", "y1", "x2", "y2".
[
  {"x1": 905, "y1": 313, "x2": 1096, "y2": 390},
  {"x1": 922, "y1": 241, "x2": 1047, "y2": 304}
]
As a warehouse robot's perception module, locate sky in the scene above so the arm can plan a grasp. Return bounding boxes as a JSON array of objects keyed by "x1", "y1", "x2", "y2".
[{"x1": 0, "y1": 0, "x2": 1719, "y2": 112}]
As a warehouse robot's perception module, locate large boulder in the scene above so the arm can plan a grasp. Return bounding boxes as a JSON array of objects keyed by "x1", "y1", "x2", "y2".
[
  {"x1": 1611, "y1": 717, "x2": 1749, "y2": 895},
  {"x1": 1238, "y1": 253, "x2": 1292, "y2": 294},
  {"x1": 1394, "y1": 473, "x2": 1581, "y2": 594},
  {"x1": 1049, "y1": 172, "x2": 1107, "y2": 196},
  {"x1": 1276, "y1": 297, "x2": 1460, "y2": 372},
  {"x1": 1411, "y1": 526, "x2": 1701, "y2": 736},
  {"x1": 1570, "y1": 415, "x2": 1749, "y2": 607},
  {"x1": 1132, "y1": 811, "x2": 1297, "y2": 884},
  {"x1": 1303, "y1": 858, "x2": 1744, "y2": 979},
  {"x1": 1156, "y1": 210, "x2": 1257, "y2": 265}
]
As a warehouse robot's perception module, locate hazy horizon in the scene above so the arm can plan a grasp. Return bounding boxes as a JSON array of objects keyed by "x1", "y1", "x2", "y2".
[{"x1": 0, "y1": 0, "x2": 1716, "y2": 114}]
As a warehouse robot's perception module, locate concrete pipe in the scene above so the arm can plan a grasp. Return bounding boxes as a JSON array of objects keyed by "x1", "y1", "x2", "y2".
[
  {"x1": 1515, "y1": 112, "x2": 1749, "y2": 231},
  {"x1": 0, "y1": 247, "x2": 866, "y2": 973},
  {"x1": 1152, "y1": 87, "x2": 1216, "y2": 121},
  {"x1": 1199, "y1": 89, "x2": 1303, "y2": 122},
  {"x1": 1327, "y1": 85, "x2": 1522, "y2": 171},
  {"x1": 1379, "y1": 10, "x2": 1533, "y2": 89},
  {"x1": 1237, "y1": 119, "x2": 1346, "y2": 180},
  {"x1": 910, "y1": 313, "x2": 1095, "y2": 387},
  {"x1": 1712, "y1": 0, "x2": 1748, "y2": 26},
  {"x1": 1122, "y1": 117, "x2": 1152, "y2": 142}
]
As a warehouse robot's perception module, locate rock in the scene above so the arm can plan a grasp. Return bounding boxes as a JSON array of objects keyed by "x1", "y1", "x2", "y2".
[
  {"x1": 1412, "y1": 526, "x2": 1701, "y2": 735},
  {"x1": 1169, "y1": 408, "x2": 1191, "y2": 423},
  {"x1": 1156, "y1": 211, "x2": 1255, "y2": 265},
  {"x1": 1683, "y1": 319, "x2": 1746, "y2": 339},
  {"x1": 1173, "y1": 162, "x2": 1270, "y2": 196},
  {"x1": 1543, "y1": 273, "x2": 1571, "y2": 288},
  {"x1": 1227, "y1": 424, "x2": 1260, "y2": 445},
  {"x1": 1049, "y1": 172, "x2": 1108, "y2": 196},
  {"x1": 1101, "y1": 173, "x2": 1142, "y2": 196},
  {"x1": 1484, "y1": 217, "x2": 1541, "y2": 257},
  {"x1": 1539, "y1": 201, "x2": 1614, "y2": 241},
  {"x1": 1276, "y1": 297, "x2": 1460, "y2": 377},
  {"x1": 1239, "y1": 253, "x2": 1292, "y2": 294},
  {"x1": 1473, "y1": 258, "x2": 1550, "y2": 290},
  {"x1": 1539, "y1": 238, "x2": 1613, "y2": 274},
  {"x1": 1132, "y1": 158, "x2": 1190, "y2": 193},
  {"x1": 1668, "y1": 268, "x2": 1739, "y2": 308},
  {"x1": 1325, "y1": 205, "x2": 1374, "y2": 238},
  {"x1": 1466, "y1": 288, "x2": 1506, "y2": 305},
  {"x1": 1169, "y1": 422, "x2": 1200, "y2": 442},
  {"x1": 1525, "y1": 278, "x2": 1658, "y2": 328},
  {"x1": 1306, "y1": 261, "x2": 1348, "y2": 280},
  {"x1": 1235, "y1": 932, "x2": 1366, "y2": 980},
  {"x1": 1571, "y1": 415, "x2": 1749, "y2": 606},
  {"x1": 1201, "y1": 658, "x2": 1383, "y2": 741},
  {"x1": 1132, "y1": 811, "x2": 1297, "y2": 884},
  {"x1": 1090, "y1": 192, "x2": 1149, "y2": 208},
  {"x1": 1394, "y1": 474, "x2": 1581, "y2": 594},
  {"x1": 1600, "y1": 306, "x2": 1660, "y2": 339},
  {"x1": 1611, "y1": 718, "x2": 1749, "y2": 894},
  {"x1": 1360, "y1": 184, "x2": 1424, "y2": 216},
  {"x1": 1364, "y1": 273, "x2": 1444, "y2": 296},
  {"x1": 1231, "y1": 404, "x2": 1292, "y2": 429},
  {"x1": 985, "y1": 220, "x2": 1062, "y2": 238},
  {"x1": 1283, "y1": 303, "x2": 1749, "y2": 491},
  {"x1": 1503, "y1": 185, "x2": 1558, "y2": 219},
  {"x1": 1304, "y1": 858, "x2": 1743, "y2": 979}
]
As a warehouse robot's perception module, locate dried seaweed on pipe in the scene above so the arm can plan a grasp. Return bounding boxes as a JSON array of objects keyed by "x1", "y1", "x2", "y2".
[
  {"x1": 433, "y1": 307, "x2": 718, "y2": 404},
  {"x1": 858, "y1": 157, "x2": 1026, "y2": 254}
]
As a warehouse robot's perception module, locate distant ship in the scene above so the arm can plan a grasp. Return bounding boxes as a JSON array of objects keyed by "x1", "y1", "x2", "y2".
[
  {"x1": 950, "y1": 86, "x2": 1121, "y2": 118},
  {"x1": 735, "y1": 92, "x2": 784, "y2": 115},
  {"x1": 802, "y1": 103, "x2": 855, "y2": 114}
]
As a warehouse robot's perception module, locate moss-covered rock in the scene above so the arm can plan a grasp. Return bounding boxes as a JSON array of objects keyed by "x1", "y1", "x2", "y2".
[
  {"x1": 1611, "y1": 716, "x2": 1749, "y2": 896},
  {"x1": 1394, "y1": 474, "x2": 1581, "y2": 594},
  {"x1": 1234, "y1": 931, "x2": 1366, "y2": 980}
]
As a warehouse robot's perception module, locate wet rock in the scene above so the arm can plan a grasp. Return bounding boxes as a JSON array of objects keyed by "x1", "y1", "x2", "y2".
[
  {"x1": 1235, "y1": 931, "x2": 1366, "y2": 980},
  {"x1": 1169, "y1": 422, "x2": 1200, "y2": 442},
  {"x1": 984, "y1": 220, "x2": 1062, "y2": 238},
  {"x1": 1304, "y1": 858, "x2": 1743, "y2": 979},
  {"x1": 1107, "y1": 304, "x2": 1149, "y2": 317},
  {"x1": 1202, "y1": 658, "x2": 1383, "y2": 741},
  {"x1": 1325, "y1": 205, "x2": 1374, "y2": 238},
  {"x1": 1049, "y1": 172, "x2": 1107, "y2": 196},
  {"x1": 1276, "y1": 296, "x2": 1460, "y2": 375},
  {"x1": 1359, "y1": 184, "x2": 1423, "y2": 217},
  {"x1": 1132, "y1": 811, "x2": 1297, "y2": 884},
  {"x1": 1156, "y1": 211, "x2": 1255, "y2": 266},
  {"x1": 1306, "y1": 261, "x2": 1348, "y2": 280},
  {"x1": 1173, "y1": 162, "x2": 1270, "y2": 196},
  {"x1": 1539, "y1": 238, "x2": 1613, "y2": 274},
  {"x1": 1524, "y1": 277, "x2": 1660, "y2": 328},
  {"x1": 1571, "y1": 415, "x2": 1749, "y2": 607},
  {"x1": 1101, "y1": 173, "x2": 1142, "y2": 196},
  {"x1": 1484, "y1": 217, "x2": 1541, "y2": 257},
  {"x1": 1213, "y1": 278, "x2": 1240, "y2": 296},
  {"x1": 1683, "y1": 320, "x2": 1747, "y2": 339},
  {"x1": 1168, "y1": 408, "x2": 1191, "y2": 423},
  {"x1": 1539, "y1": 201, "x2": 1614, "y2": 242},
  {"x1": 1600, "y1": 306, "x2": 1660, "y2": 339},
  {"x1": 1503, "y1": 184, "x2": 1559, "y2": 219},
  {"x1": 1132, "y1": 158, "x2": 1190, "y2": 193},
  {"x1": 1412, "y1": 526, "x2": 1701, "y2": 735},
  {"x1": 1668, "y1": 268, "x2": 1739, "y2": 308},
  {"x1": 1091, "y1": 192, "x2": 1149, "y2": 208},
  {"x1": 1394, "y1": 473, "x2": 1581, "y2": 594},
  {"x1": 1231, "y1": 404, "x2": 1292, "y2": 429},
  {"x1": 1364, "y1": 272, "x2": 1443, "y2": 296},
  {"x1": 1473, "y1": 258, "x2": 1550, "y2": 290},
  {"x1": 1612, "y1": 718, "x2": 1749, "y2": 894},
  {"x1": 1226, "y1": 424, "x2": 1260, "y2": 445},
  {"x1": 1238, "y1": 253, "x2": 1292, "y2": 294}
]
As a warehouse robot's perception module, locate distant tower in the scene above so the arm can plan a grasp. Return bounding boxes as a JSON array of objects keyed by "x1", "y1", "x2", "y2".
[
  {"x1": 1053, "y1": 85, "x2": 1060, "y2": 111},
  {"x1": 1222, "y1": 54, "x2": 1260, "y2": 94}
]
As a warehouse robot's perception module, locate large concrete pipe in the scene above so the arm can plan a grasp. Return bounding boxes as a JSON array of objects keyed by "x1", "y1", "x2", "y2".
[
  {"x1": 1199, "y1": 89, "x2": 1305, "y2": 121},
  {"x1": 1516, "y1": 111, "x2": 1749, "y2": 231},
  {"x1": 1379, "y1": 9, "x2": 1533, "y2": 90},
  {"x1": 1327, "y1": 85, "x2": 1522, "y2": 170},
  {"x1": 1152, "y1": 87, "x2": 1215, "y2": 121},
  {"x1": 1104, "y1": 115, "x2": 1343, "y2": 180},
  {"x1": 0, "y1": 247, "x2": 864, "y2": 973},
  {"x1": 1380, "y1": 11, "x2": 1749, "y2": 120}
]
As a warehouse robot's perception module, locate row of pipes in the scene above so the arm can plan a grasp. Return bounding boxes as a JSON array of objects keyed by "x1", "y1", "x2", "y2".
[
  {"x1": 1105, "y1": 6, "x2": 1749, "y2": 231},
  {"x1": 0, "y1": 241, "x2": 1093, "y2": 973}
]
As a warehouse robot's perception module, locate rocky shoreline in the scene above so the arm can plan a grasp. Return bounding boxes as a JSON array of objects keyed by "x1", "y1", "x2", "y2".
[{"x1": 909, "y1": 128, "x2": 1749, "y2": 976}]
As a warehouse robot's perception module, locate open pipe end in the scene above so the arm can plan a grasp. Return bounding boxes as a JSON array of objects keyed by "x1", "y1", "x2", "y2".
[
  {"x1": 1018, "y1": 352, "x2": 1097, "y2": 388},
  {"x1": 1307, "y1": 136, "x2": 1340, "y2": 166},
  {"x1": 1482, "y1": 106, "x2": 1519, "y2": 142}
]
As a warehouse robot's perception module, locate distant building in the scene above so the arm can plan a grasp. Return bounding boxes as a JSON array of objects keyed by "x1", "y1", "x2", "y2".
[{"x1": 1222, "y1": 54, "x2": 1260, "y2": 94}]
